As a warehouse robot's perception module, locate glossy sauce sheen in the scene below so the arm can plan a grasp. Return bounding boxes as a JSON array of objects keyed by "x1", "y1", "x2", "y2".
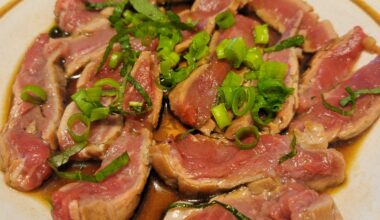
[{"x1": 0, "y1": 1, "x2": 378, "y2": 219}]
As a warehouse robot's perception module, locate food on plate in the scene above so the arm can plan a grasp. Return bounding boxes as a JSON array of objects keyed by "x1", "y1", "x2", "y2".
[{"x1": 0, "y1": 0, "x2": 379, "y2": 219}]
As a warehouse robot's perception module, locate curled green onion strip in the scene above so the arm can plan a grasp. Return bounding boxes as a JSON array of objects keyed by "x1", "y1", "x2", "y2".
[
  {"x1": 67, "y1": 113, "x2": 91, "y2": 143},
  {"x1": 94, "y1": 78, "x2": 121, "y2": 90},
  {"x1": 234, "y1": 126, "x2": 260, "y2": 150},
  {"x1": 20, "y1": 85, "x2": 47, "y2": 105}
]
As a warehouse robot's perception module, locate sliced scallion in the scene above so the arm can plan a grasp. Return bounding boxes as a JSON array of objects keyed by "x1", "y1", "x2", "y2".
[
  {"x1": 215, "y1": 11, "x2": 235, "y2": 30},
  {"x1": 321, "y1": 87, "x2": 356, "y2": 116},
  {"x1": 20, "y1": 85, "x2": 47, "y2": 105},
  {"x1": 67, "y1": 113, "x2": 91, "y2": 143},
  {"x1": 224, "y1": 37, "x2": 248, "y2": 68},
  {"x1": 244, "y1": 48, "x2": 263, "y2": 70},
  {"x1": 90, "y1": 107, "x2": 110, "y2": 122},
  {"x1": 234, "y1": 125, "x2": 260, "y2": 150},
  {"x1": 232, "y1": 87, "x2": 255, "y2": 117},
  {"x1": 211, "y1": 103, "x2": 231, "y2": 129},
  {"x1": 254, "y1": 24, "x2": 269, "y2": 44},
  {"x1": 109, "y1": 52, "x2": 123, "y2": 69}
]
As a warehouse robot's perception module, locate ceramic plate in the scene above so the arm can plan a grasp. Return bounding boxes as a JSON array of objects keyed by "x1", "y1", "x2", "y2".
[{"x1": 0, "y1": 1, "x2": 379, "y2": 219}]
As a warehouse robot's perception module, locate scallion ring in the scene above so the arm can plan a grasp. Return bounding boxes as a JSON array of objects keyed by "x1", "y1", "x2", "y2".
[
  {"x1": 231, "y1": 87, "x2": 255, "y2": 117},
  {"x1": 251, "y1": 103, "x2": 276, "y2": 126},
  {"x1": 234, "y1": 125, "x2": 260, "y2": 150},
  {"x1": 20, "y1": 85, "x2": 47, "y2": 105},
  {"x1": 67, "y1": 113, "x2": 91, "y2": 143}
]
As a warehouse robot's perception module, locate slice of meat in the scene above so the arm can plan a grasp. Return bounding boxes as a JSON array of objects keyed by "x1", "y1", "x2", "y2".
[
  {"x1": 55, "y1": 25, "x2": 116, "y2": 77},
  {"x1": 165, "y1": 179, "x2": 342, "y2": 220},
  {"x1": 57, "y1": 51, "x2": 162, "y2": 160},
  {"x1": 263, "y1": 48, "x2": 300, "y2": 134},
  {"x1": 0, "y1": 34, "x2": 66, "y2": 191},
  {"x1": 298, "y1": 26, "x2": 368, "y2": 113},
  {"x1": 170, "y1": 15, "x2": 259, "y2": 128},
  {"x1": 123, "y1": 51, "x2": 163, "y2": 127},
  {"x1": 290, "y1": 56, "x2": 380, "y2": 144},
  {"x1": 55, "y1": 0, "x2": 109, "y2": 33},
  {"x1": 247, "y1": 0, "x2": 338, "y2": 52},
  {"x1": 57, "y1": 102, "x2": 123, "y2": 160},
  {"x1": 150, "y1": 133, "x2": 345, "y2": 195},
  {"x1": 176, "y1": 0, "x2": 248, "y2": 52},
  {"x1": 52, "y1": 119, "x2": 152, "y2": 220}
]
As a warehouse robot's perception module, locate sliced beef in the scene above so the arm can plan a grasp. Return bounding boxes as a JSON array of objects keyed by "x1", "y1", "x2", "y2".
[
  {"x1": 0, "y1": 34, "x2": 66, "y2": 191},
  {"x1": 123, "y1": 51, "x2": 163, "y2": 127},
  {"x1": 55, "y1": 0, "x2": 109, "y2": 33},
  {"x1": 176, "y1": 0, "x2": 248, "y2": 52},
  {"x1": 290, "y1": 56, "x2": 380, "y2": 144},
  {"x1": 150, "y1": 133, "x2": 345, "y2": 195},
  {"x1": 52, "y1": 120, "x2": 152, "y2": 220},
  {"x1": 57, "y1": 51, "x2": 162, "y2": 160},
  {"x1": 263, "y1": 48, "x2": 300, "y2": 134},
  {"x1": 165, "y1": 179, "x2": 342, "y2": 220},
  {"x1": 170, "y1": 15, "x2": 259, "y2": 129},
  {"x1": 298, "y1": 26, "x2": 367, "y2": 113},
  {"x1": 247, "y1": 0, "x2": 338, "y2": 52}
]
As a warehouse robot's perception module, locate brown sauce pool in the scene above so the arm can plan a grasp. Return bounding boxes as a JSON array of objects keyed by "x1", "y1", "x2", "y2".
[{"x1": 0, "y1": 1, "x2": 378, "y2": 219}]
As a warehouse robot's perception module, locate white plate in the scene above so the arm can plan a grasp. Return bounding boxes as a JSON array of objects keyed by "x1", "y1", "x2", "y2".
[{"x1": 0, "y1": 1, "x2": 379, "y2": 219}]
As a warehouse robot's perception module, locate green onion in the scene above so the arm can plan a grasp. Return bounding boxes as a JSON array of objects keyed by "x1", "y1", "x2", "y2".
[
  {"x1": 222, "y1": 71, "x2": 242, "y2": 87},
  {"x1": 321, "y1": 87, "x2": 356, "y2": 116},
  {"x1": 224, "y1": 37, "x2": 248, "y2": 68},
  {"x1": 94, "y1": 78, "x2": 121, "y2": 90},
  {"x1": 129, "y1": 101, "x2": 144, "y2": 113},
  {"x1": 67, "y1": 113, "x2": 91, "y2": 143},
  {"x1": 251, "y1": 98, "x2": 276, "y2": 126},
  {"x1": 216, "y1": 39, "x2": 230, "y2": 59},
  {"x1": 215, "y1": 11, "x2": 235, "y2": 30},
  {"x1": 184, "y1": 31, "x2": 211, "y2": 64},
  {"x1": 167, "y1": 201, "x2": 250, "y2": 220},
  {"x1": 279, "y1": 135, "x2": 297, "y2": 164},
  {"x1": 85, "y1": 87, "x2": 102, "y2": 103},
  {"x1": 50, "y1": 151, "x2": 130, "y2": 183},
  {"x1": 211, "y1": 103, "x2": 232, "y2": 129},
  {"x1": 20, "y1": 85, "x2": 47, "y2": 105},
  {"x1": 130, "y1": 0, "x2": 167, "y2": 22},
  {"x1": 340, "y1": 87, "x2": 380, "y2": 107},
  {"x1": 160, "y1": 51, "x2": 180, "y2": 73},
  {"x1": 71, "y1": 90, "x2": 96, "y2": 116},
  {"x1": 96, "y1": 34, "x2": 122, "y2": 73},
  {"x1": 258, "y1": 61, "x2": 288, "y2": 81},
  {"x1": 109, "y1": 52, "x2": 123, "y2": 69},
  {"x1": 234, "y1": 125, "x2": 260, "y2": 150},
  {"x1": 90, "y1": 107, "x2": 110, "y2": 122},
  {"x1": 264, "y1": 35, "x2": 305, "y2": 52},
  {"x1": 244, "y1": 48, "x2": 263, "y2": 70},
  {"x1": 232, "y1": 87, "x2": 255, "y2": 117},
  {"x1": 254, "y1": 24, "x2": 269, "y2": 44},
  {"x1": 48, "y1": 142, "x2": 88, "y2": 168}
]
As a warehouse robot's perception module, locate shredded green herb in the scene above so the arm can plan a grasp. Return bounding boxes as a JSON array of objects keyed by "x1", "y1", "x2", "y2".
[
  {"x1": 264, "y1": 35, "x2": 305, "y2": 52},
  {"x1": 279, "y1": 135, "x2": 297, "y2": 164},
  {"x1": 167, "y1": 200, "x2": 250, "y2": 220}
]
